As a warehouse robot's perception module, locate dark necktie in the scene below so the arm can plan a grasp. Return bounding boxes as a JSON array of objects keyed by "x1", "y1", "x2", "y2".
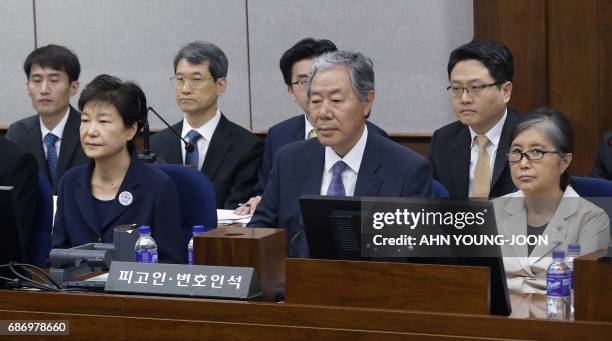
[
  {"x1": 184, "y1": 130, "x2": 201, "y2": 168},
  {"x1": 44, "y1": 133, "x2": 58, "y2": 184},
  {"x1": 327, "y1": 161, "x2": 348, "y2": 196}
]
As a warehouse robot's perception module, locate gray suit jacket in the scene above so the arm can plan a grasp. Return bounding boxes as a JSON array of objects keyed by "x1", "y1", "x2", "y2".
[
  {"x1": 6, "y1": 106, "x2": 88, "y2": 193},
  {"x1": 493, "y1": 186, "x2": 610, "y2": 293}
]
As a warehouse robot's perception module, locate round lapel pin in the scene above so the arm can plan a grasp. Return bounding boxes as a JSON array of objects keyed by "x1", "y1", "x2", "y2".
[{"x1": 118, "y1": 191, "x2": 133, "y2": 206}]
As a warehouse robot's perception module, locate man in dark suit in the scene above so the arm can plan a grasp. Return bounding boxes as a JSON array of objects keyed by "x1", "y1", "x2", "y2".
[
  {"x1": 249, "y1": 51, "x2": 432, "y2": 257},
  {"x1": 0, "y1": 136, "x2": 38, "y2": 262},
  {"x1": 151, "y1": 41, "x2": 263, "y2": 209},
  {"x1": 236, "y1": 38, "x2": 388, "y2": 215},
  {"x1": 589, "y1": 131, "x2": 612, "y2": 180},
  {"x1": 429, "y1": 39, "x2": 519, "y2": 199},
  {"x1": 6, "y1": 44, "x2": 88, "y2": 193}
]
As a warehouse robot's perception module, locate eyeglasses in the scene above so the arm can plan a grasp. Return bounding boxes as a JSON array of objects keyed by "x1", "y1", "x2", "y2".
[
  {"x1": 446, "y1": 82, "x2": 502, "y2": 97},
  {"x1": 290, "y1": 78, "x2": 309, "y2": 89},
  {"x1": 171, "y1": 75, "x2": 215, "y2": 89},
  {"x1": 507, "y1": 148, "x2": 560, "y2": 162}
]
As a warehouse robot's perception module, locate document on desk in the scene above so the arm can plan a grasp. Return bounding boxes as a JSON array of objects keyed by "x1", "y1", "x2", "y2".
[{"x1": 217, "y1": 209, "x2": 252, "y2": 225}]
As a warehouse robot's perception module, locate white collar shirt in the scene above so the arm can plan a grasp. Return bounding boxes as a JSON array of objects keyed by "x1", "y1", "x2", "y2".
[
  {"x1": 180, "y1": 109, "x2": 221, "y2": 171},
  {"x1": 320, "y1": 125, "x2": 368, "y2": 196},
  {"x1": 468, "y1": 108, "x2": 507, "y2": 196},
  {"x1": 304, "y1": 114, "x2": 315, "y2": 140},
  {"x1": 40, "y1": 107, "x2": 70, "y2": 158}
]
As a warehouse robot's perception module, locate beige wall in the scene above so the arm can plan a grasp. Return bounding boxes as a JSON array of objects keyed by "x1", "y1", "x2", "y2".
[{"x1": 0, "y1": 0, "x2": 472, "y2": 133}]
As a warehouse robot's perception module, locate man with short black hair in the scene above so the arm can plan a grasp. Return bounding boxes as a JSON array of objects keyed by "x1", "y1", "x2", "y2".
[
  {"x1": 151, "y1": 41, "x2": 263, "y2": 209},
  {"x1": 428, "y1": 39, "x2": 520, "y2": 199},
  {"x1": 7, "y1": 44, "x2": 88, "y2": 193}
]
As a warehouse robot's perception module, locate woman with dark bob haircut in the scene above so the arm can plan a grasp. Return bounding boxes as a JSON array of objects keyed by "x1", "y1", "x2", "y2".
[
  {"x1": 493, "y1": 107, "x2": 610, "y2": 296},
  {"x1": 52, "y1": 75, "x2": 185, "y2": 263}
]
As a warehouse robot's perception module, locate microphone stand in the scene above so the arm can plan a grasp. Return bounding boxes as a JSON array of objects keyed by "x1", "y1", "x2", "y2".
[
  {"x1": 138, "y1": 117, "x2": 157, "y2": 163},
  {"x1": 140, "y1": 106, "x2": 195, "y2": 163}
]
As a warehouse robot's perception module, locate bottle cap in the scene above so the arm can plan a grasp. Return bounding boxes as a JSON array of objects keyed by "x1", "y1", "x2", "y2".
[
  {"x1": 192, "y1": 225, "x2": 205, "y2": 234},
  {"x1": 568, "y1": 244, "x2": 580, "y2": 253},
  {"x1": 552, "y1": 249, "x2": 565, "y2": 259},
  {"x1": 138, "y1": 225, "x2": 151, "y2": 234}
]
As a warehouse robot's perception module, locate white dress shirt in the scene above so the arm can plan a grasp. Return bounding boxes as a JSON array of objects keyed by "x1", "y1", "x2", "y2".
[
  {"x1": 304, "y1": 114, "x2": 315, "y2": 139},
  {"x1": 468, "y1": 109, "x2": 507, "y2": 196},
  {"x1": 320, "y1": 125, "x2": 368, "y2": 196},
  {"x1": 180, "y1": 109, "x2": 221, "y2": 171},
  {"x1": 40, "y1": 107, "x2": 70, "y2": 158}
]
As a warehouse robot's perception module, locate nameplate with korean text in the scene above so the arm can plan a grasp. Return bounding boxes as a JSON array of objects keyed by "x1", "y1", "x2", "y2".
[{"x1": 105, "y1": 261, "x2": 261, "y2": 299}]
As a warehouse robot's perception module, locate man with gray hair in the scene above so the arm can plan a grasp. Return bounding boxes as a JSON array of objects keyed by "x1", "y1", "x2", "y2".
[
  {"x1": 151, "y1": 41, "x2": 263, "y2": 209},
  {"x1": 249, "y1": 51, "x2": 431, "y2": 257}
]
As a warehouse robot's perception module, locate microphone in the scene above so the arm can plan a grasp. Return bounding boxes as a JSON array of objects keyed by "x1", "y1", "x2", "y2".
[{"x1": 147, "y1": 107, "x2": 195, "y2": 153}]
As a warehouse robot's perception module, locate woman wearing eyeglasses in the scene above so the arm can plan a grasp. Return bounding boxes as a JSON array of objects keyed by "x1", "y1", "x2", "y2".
[{"x1": 493, "y1": 107, "x2": 610, "y2": 296}]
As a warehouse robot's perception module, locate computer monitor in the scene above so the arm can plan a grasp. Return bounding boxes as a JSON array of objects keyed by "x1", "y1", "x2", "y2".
[
  {"x1": 299, "y1": 195, "x2": 511, "y2": 316},
  {"x1": 0, "y1": 186, "x2": 23, "y2": 267}
]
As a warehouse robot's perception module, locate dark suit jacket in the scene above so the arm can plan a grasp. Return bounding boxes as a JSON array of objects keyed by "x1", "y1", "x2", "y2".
[
  {"x1": 52, "y1": 150, "x2": 185, "y2": 263},
  {"x1": 150, "y1": 114, "x2": 263, "y2": 209},
  {"x1": 589, "y1": 131, "x2": 612, "y2": 180},
  {"x1": 256, "y1": 114, "x2": 389, "y2": 193},
  {"x1": 0, "y1": 137, "x2": 39, "y2": 262},
  {"x1": 6, "y1": 106, "x2": 88, "y2": 193},
  {"x1": 249, "y1": 131, "x2": 432, "y2": 257},
  {"x1": 428, "y1": 109, "x2": 520, "y2": 199}
]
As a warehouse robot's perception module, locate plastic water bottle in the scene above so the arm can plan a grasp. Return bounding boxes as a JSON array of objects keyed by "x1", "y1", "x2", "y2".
[
  {"x1": 188, "y1": 225, "x2": 205, "y2": 265},
  {"x1": 135, "y1": 226, "x2": 158, "y2": 263},
  {"x1": 566, "y1": 243, "x2": 580, "y2": 320},
  {"x1": 547, "y1": 250, "x2": 570, "y2": 320}
]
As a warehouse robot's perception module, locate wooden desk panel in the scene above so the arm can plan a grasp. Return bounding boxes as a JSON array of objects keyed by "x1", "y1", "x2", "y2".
[
  {"x1": 575, "y1": 249, "x2": 612, "y2": 322},
  {"x1": 285, "y1": 258, "x2": 489, "y2": 314},
  {"x1": 0, "y1": 290, "x2": 610, "y2": 340}
]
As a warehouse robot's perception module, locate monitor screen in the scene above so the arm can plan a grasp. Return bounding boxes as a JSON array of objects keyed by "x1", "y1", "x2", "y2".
[{"x1": 299, "y1": 195, "x2": 511, "y2": 316}]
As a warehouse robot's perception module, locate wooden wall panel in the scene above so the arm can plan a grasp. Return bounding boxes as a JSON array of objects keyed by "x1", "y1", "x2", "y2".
[
  {"x1": 475, "y1": 0, "x2": 609, "y2": 175},
  {"x1": 474, "y1": 0, "x2": 547, "y2": 113},
  {"x1": 547, "y1": 0, "x2": 600, "y2": 176},
  {"x1": 599, "y1": 0, "x2": 612, "y2": 137}
]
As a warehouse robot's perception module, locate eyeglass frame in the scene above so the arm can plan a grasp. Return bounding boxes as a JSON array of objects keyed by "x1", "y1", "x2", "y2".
[
  {"x1": 289, "y1": 78, "x2": 309, "y2": 89},
  {"x1": 507, "y1": 149, "x2": 561, "y2": 162},
  {"x1": 170, "y1": 75, "x2": 217, "y2": 89},
  {"x1": 446, "y1": 82, "x2": 504, "y2": 97}
]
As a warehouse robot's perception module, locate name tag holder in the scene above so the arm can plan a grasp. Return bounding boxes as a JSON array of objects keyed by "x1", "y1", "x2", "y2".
[{"x1": 105, "y1": 261, "x2": 261, "y2": 300}]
